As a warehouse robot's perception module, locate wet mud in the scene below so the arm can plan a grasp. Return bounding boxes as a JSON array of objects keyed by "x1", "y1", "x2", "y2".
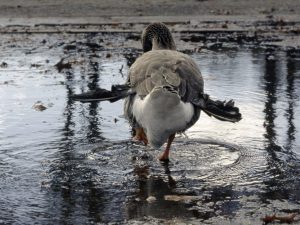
[{"x1": 0, "y1": 27, "x2": 300, "y2": 224}]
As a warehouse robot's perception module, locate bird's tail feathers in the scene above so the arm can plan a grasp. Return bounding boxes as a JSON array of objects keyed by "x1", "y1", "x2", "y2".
[
  {"x1": 71, "y1": 84, "x2": 134, "y2": 103},
  {"x1": 192, "y1": 94, "x2": 242, "y2": 123}
]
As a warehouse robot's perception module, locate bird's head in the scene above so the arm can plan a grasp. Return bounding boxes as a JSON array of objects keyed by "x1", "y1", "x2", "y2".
[{"x1": 141, "y1": 23, "x2": 176, "y2": 52}]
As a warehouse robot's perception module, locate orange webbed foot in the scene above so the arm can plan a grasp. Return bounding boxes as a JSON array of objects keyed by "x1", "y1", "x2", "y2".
[
  {"x1": 159, "y1": 152, "x2": 170, "y2": 162},
  {"x1": 133, "y1": 127, "x2": 148, "y2": 145}
]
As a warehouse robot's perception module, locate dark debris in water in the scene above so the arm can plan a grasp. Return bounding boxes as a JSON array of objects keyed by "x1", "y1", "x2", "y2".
[
  {"x1": 63, "y1": 41, "x2": 104, "y2": 53},
  {"x1": 0, "y1": 61, "x2": 8, "y2": 68},
  {"x1": 55, "y1": 58, "x2": 72, "y2": 72}
]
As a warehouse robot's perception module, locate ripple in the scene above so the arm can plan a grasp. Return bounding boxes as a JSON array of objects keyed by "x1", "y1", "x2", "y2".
[
  {"x1": 85, "y1": 138, "x2": 297, "y2": 223},
  {"x1": 89, "y1": 138, "x2": 270, "y2": 188}
]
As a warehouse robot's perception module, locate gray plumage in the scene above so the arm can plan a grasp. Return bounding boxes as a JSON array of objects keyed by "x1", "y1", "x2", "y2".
[
  {"x1": 124, "y1": 49, "x2": 203, "y2": 131},
  {"x1": 71, "y1": 22, "x2": 241, "y2": 152}
]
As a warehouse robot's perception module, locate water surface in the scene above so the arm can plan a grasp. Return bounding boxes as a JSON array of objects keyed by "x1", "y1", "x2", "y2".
[{"x1": 0, "y1": 33, "x2": 299, "y2": 224}]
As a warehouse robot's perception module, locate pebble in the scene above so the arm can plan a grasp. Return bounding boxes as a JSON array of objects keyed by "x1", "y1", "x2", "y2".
[{"x1": 146, "y1": 196, "x2": 157, "y2": 203}]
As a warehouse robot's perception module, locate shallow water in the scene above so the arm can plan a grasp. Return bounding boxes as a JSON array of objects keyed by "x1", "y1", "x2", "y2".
[{"x1": 0, "y1": 33, "x2": 299, "y2": 224}]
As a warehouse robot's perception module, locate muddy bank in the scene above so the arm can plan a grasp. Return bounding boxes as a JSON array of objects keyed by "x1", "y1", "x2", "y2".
[
  {"x1": 0, "y1": 18, "x2": 300, "y2": 51},
  {"x1": 0, "y1": 0, "x2": 299, "y2": 18},
  {"x1": 0, "y1": 1, "x2": 299, "y2": 49},
  {"x1": 0, "y1": 17, "x2": 300, "y2": 52}
]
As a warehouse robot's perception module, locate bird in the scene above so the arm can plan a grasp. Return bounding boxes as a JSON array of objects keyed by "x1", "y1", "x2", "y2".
[{"x1": 71, "y1": 23, "x2": 242, "y2": 161}]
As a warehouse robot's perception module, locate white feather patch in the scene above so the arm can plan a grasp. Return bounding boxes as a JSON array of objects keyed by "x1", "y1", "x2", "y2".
[{"x1": 132, "y1": 90, "x2": 194, "y2": 148}]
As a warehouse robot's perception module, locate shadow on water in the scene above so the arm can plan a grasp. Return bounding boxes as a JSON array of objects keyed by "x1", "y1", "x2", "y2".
[{"x1": 0, "y1": 32, "x2": 300, "y2": 224}]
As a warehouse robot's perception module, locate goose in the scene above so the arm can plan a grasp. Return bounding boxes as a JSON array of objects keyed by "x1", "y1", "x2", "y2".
[{"x1": 72, "y1": 23, "x2": 242, "y2": 161}]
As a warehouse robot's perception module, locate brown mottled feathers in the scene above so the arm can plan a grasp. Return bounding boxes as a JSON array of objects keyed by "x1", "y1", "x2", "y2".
[{"x1": 128, "y1": 50, "x2": 204, "y2": 102}]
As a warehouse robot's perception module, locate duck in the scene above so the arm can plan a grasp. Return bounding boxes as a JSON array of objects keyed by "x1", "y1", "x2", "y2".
[{"x1": 72, "y1": 23, "x2": 242, "y2": 161}]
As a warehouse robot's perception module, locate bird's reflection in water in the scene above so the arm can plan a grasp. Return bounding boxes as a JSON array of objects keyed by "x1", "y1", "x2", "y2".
[
  {"x1": 161, "y1": 161, "x2": 177, "y2": 189},
  {"x1": 126, "y1": 161, "x2": 197, "y2": 220}
]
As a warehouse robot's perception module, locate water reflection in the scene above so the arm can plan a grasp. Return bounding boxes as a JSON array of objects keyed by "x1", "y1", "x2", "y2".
[
  {"x1": 285, "y1": 53, "x2": 296, "y2": 151},
  {"x1": 47, "y1": 35, "x2": 108, "y2": 223},
  {"x1": 85, "y1": 36, "x2": 102, "y2": 143},
  {"x1": 261, "y1": 49, "x2": 300, "y2": 203},
  {"x1": 262, "y1": 49, "x2": 300, "y2": 158},
  {"x1": 263, "y1": 50, "x2": 277, "y2": 143},
  {"x1": 126, "y1": 162, "x2": 194, "y2": 220},
  {"x1": 263, "y1": 50, "x2": 281, "y2": 164},
  {"x1": 125, "y1": 157, "x2": 248, "y2": 221}
]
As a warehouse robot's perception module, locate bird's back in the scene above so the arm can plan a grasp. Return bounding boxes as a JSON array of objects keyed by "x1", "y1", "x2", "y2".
[{"x1": 128, "y1": 50, "x2": 204, "y2": 102}]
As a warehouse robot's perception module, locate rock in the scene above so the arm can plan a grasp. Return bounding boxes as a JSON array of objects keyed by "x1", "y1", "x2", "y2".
[
  {"x1": 164, "y1": 195, "x2": 200, "y2": 202},
  {"x1": 146, "y1": 196, "x2": 157, "y2": 203},
  {"x1": 33, "y1": 102, "x2": 47, "y2": 111}
]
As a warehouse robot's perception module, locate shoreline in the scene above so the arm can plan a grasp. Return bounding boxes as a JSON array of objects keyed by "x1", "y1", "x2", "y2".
[
  {"x1": 0, "y1": 0, "x2": 299, "y2": 49},
  {"x1": 0, "y1": 16, "x2": 299, "y2": 50}
]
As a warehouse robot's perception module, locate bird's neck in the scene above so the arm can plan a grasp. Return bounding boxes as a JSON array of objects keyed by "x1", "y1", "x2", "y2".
[{"x1": 151, "y1": 38, "x2": 175, "y2": 51}]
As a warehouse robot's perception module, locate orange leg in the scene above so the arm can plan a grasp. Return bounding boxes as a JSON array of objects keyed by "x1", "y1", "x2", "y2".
[
  {"x1": 159, "y1": 133, "x2": 176, "y2": 161},
  {"x1": 133, "y1": 127, "x2": 148, "y2": 145}
]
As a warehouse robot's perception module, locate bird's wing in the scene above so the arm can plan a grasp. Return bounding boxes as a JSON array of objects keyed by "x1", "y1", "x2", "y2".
[{"x1": 128, "y1": 50, "x2": 204, "y2": 102}]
